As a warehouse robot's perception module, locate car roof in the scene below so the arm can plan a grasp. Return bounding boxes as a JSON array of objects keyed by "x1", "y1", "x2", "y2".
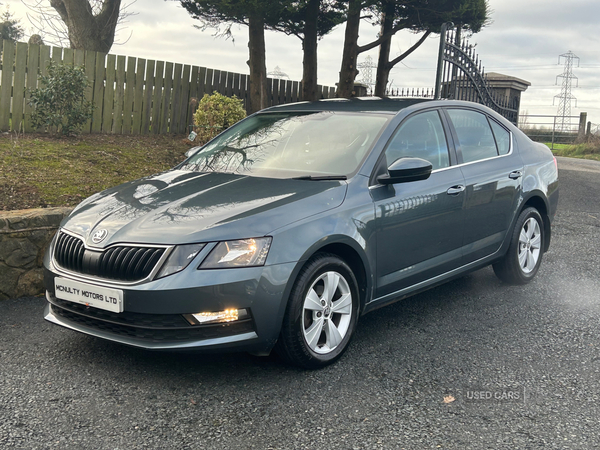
[
  {"x1": 260, "y1": 97, "x2": 433, "y2": 114},
  {"x1": 261, "y1": 98, "x2": 517, "y2": 130}
]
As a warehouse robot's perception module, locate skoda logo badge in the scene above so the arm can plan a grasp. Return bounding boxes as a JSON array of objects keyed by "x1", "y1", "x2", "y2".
[{"x1": 91, "y1": 229, "x2": 108, "y2": 244}]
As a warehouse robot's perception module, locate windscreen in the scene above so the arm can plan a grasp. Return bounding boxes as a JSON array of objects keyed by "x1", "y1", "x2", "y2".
[{"x1": 180, "y1": 111, "x2": 390, "y2": 178}]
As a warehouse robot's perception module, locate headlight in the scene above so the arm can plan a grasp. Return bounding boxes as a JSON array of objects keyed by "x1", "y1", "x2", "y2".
[
  {"x1": 199, "y1": 237, "x2": 272, "y2": 269},
  {"x1": 156, "y1": 243, "x2": 206, "y2": 279}
]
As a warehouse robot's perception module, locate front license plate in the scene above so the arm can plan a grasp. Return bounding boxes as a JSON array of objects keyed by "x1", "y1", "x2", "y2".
[{"x1": 54, "y1": 277, "x2": 124, "y2": 313}]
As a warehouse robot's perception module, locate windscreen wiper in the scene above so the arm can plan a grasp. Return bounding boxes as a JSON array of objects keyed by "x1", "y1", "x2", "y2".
[{"x1": 292, "y1": 175, "x2": 348, "y2": 181}]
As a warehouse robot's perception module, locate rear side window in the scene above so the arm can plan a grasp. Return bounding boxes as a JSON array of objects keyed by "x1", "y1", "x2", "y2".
[
  {"x1": 385, "y1": 110, "x2": 450, "y2": 170},
  {"x1": 447, "y1": 109, "x2": 498, "y2": 163},
  {"x1": 490, "y1": 120, "x2": 511, "y2": 155}
]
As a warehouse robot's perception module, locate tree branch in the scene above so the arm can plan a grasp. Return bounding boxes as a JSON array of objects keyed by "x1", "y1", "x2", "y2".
[
  {"x1": 98, "y1": 0, "x2": 121, "y2": 25},
  {"x1": 387, "y1": 30, "x2": 431, "y2": 69},
  {"x1": 49, "y1": 0, "x2": 69, "y2": 24},
  {"x1": 357, "y1": 22, "x2": 405, "y2": 54}
]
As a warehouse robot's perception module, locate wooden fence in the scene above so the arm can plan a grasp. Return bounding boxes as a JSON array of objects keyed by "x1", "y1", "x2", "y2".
[{"x1": 0, "y1": 39, "x2": 337, "y2": 135}]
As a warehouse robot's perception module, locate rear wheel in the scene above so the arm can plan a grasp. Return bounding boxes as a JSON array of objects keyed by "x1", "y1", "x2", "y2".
[
  {"x1": 276, "y1": 253, "x2": 359, "y2": 369},
  {"x1": 493, "y1": 207, "x2": 544, "y2": 285}
]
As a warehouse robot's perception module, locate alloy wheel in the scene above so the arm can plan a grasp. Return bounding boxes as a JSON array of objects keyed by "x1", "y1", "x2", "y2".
[
  {"x1": 518, "y1": 217, "x2": 541, "y2": 274},
  {"x1": 302, "y1": 271, "x2": 353, "y2": 355}
]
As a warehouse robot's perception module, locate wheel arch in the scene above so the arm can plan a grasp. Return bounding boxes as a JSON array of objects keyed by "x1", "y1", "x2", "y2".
[
  {"x1": 317, "y1": 242, "x2": 369, "y2": 314},
  {"x1": 281, "y1": 237, "x2": 373, "y2": 317},
  {"x1": 521, "y1": 193, "x2": 551, "y2": 252}
]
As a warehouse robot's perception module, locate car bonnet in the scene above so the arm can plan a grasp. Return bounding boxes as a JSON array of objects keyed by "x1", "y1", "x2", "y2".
[{"x1": 60, "y1": 170, "x2": 348, "y2": 247}]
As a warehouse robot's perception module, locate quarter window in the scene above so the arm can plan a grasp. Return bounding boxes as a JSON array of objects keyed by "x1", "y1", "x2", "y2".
[
  {"x1": 490, "y1": 119, "x2": 511, "y2": 155},
  {"x1": 447, "y1": 109, "x2": 498, "y2": 163},
  {"x1": 384, "y1": 110, "x2": 450, "y2": 170}
]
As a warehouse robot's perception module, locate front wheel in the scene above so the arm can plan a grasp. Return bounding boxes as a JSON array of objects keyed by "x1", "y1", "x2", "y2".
[
  {"x1": 276, "y1": 253, "x2": 359, "y2": 369},
  {"x1": 493, "y1": 207, "x2": 545, "y2": 285}
]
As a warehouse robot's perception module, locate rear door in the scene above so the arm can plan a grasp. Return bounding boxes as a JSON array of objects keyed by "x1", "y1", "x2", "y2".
[{"x1": 444, "y1": 108, "x2": 523, "y2": 264}]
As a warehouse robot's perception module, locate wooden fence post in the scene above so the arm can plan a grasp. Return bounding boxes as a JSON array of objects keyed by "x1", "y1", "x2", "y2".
[
  {"x1": 82, "y1": 50, "x2": 96, "y2": 133},
  {"x1": 197, "y1": 67, "x2": 207, "y2": 100},
  {"x1": 179, "y1": 64, "x2": 191, "y2": 134},
  {"x1": 170, "y1": 63, "x2": 183, "y2": 134},
  {"x1": 24, "y1": 43, "x2": 40, "y2": 132},
  {"x1": 112, "y1": 55, "x2": 126, "y2": 134},
  {"x1": 91, "y1": 53, "x2": 106, "y2": 133},
  {"x1": 102, "y1": 54, "x2": 116, "y2": 133},
  {"x1": 142, "y1": 59, "x2": 155, "y2": 135},
  {"x1": 578, "y1": 112, "x2": 587, "y2": 140},
  {"x1": 51, "y1": 46, "x2": 62, "y2": 64},
  {"x1": 132, "y1": 58, "x2": 146, "y2": 134},
  {"x1": 11, "y1": 43, "x2": 28, "y2": 133},
  {"x1": 160, "y1": 62, "x2": 174, "y2": 134},
  {"x1": 122, "y1": 56, "x2": 136, "y2": 134},
  {"x1": 0, "y1": 40, "x2": 15, "y2": 131},
  {"x1": 188, "y1": 65, "x2": 199, "y2": 130},
  {"x1": 151, "y1": 60, "x2": 164, "y2": 134}
]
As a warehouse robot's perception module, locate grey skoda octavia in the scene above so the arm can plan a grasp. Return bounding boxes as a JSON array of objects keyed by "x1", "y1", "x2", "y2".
[{"x1": 43, "y1": 98, "x2": 559, "y2": 368}]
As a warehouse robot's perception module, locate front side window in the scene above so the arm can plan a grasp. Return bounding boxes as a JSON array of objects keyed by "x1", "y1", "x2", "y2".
[
  {"x1": 384, "y1": 110, "x2": 450, "y2": 170},
  {"x1": 447, "y1": 109, "x2": 499, "y2": 163},
  {"x1": 180, "y1": 111, "x2": 390, "y2": 178}
]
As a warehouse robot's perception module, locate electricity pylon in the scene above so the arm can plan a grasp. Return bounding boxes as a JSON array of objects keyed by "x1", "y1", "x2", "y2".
[
  {"x1": 267, "y1": 66, "x2": 290, "y2": 80},
  {"x1": 554, "y1": 51, "x2": 579, "y2": 132},
  {"x1": 357, "y1": 56, "x2": 377, "y2": 95}
]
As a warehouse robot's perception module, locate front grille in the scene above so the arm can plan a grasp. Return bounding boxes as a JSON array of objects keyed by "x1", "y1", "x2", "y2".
[
  {"x1": 49, "y1": 296, "x2": 255, "y2": 343},
  {"x1": 54, "y1": 231, "x2": 166, "y2": 282}
]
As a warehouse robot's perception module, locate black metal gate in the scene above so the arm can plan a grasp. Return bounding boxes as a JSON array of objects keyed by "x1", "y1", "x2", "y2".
[{"x1": 434, "y1": 23, "x2": 519, "y2": 124}]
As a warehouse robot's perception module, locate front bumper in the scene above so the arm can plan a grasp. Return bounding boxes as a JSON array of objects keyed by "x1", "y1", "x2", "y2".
[{"x1": 43, "y1": 259, "x2": 297, "y2": 353}]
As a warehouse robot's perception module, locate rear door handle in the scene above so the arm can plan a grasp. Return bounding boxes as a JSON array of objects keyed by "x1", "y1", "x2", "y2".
[
  {"x1": 509, "y1": 170, "x2": 522, "y2": 180},
  {"x1": 446, "y1": 185, "x2": 465, "y2": 195}
]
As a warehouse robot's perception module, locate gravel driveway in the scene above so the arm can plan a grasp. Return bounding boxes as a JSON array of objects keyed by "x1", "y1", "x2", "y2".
[{"x1": 1, "y1": 156, "x2": 599, "y2": 449}]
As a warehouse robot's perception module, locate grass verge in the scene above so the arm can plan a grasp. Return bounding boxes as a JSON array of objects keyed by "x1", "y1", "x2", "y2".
[
  {"x1": 543, "y1": 143, "x2": 572, "y2": 151},
  {"x1": 545, "y1": 142, "x2": 600, "y2": 161},
  {"x1": 1, "y1": 132, "x2": 191, "y2": 211}
]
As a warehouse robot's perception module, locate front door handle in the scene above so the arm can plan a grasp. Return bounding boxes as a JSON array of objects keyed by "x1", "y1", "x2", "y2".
[
  {"x1": 446, "y1": 185, "x2": 465, "y2": 195},
  {"x1": 509, "y1": 170, "x2": 522, "y2": 180}
]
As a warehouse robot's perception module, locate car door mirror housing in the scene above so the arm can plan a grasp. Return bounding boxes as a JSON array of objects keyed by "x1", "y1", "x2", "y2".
[{"x1": 377, "y1": 157, "x2": 433, "y2": 184}]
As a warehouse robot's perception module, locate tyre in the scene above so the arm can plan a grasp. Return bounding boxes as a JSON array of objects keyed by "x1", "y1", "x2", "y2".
[
  {"x1": 493, "y1": 207, "x2": 544, "y2": 285},
  {"x1": 276, "y1": 253, "x2": 359, "y2": 369}
]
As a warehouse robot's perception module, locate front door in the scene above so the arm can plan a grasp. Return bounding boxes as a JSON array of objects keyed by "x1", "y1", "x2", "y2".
[{"x1": 372, "y1": 110, "x2": 465, "y2": 299}]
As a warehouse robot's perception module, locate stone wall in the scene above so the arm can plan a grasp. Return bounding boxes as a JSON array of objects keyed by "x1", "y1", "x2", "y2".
[{"x1": 0, "y1": 207, "x2": 72, "y2": 300}]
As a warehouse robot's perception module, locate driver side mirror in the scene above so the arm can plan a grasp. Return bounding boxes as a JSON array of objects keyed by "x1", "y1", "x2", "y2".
[{"x1": 377, "y1": 157, "x2": 432, "y2": 185}]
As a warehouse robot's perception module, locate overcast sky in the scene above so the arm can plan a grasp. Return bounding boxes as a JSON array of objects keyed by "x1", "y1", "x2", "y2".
[{"x1": 4, "y1": 0, "x2": 600, "y2": 124}]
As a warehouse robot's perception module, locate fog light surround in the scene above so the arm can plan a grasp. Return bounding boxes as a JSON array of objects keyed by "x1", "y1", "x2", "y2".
[{"x1": 185, "y1": 308, "x2": 249, "y2": 325}]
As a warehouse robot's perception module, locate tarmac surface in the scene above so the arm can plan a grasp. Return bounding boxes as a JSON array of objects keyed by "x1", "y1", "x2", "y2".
[{"x1": 1, "y1": 156, "x2": 599, "y2": 449}]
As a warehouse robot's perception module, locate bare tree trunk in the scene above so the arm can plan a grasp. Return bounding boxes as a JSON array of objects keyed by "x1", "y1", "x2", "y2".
[
  {"x1": 301, "y1": 0, "x2": 319, "y2": 101},
  {"x1": 247, "y1": 13, "x2": 268, "y2": 114},
  {"x1": 375, "y1": 30, "x2": 432, "y2": 98},
  {"x1": 336, "y1": 0, "x2": 361, "y2": 98},
  {"x1": 374, "y1": 2, "x2": 394, "y2": 97},
  {"x1": 50, "y1": 0, "x2": 121, "y2": 53}
]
